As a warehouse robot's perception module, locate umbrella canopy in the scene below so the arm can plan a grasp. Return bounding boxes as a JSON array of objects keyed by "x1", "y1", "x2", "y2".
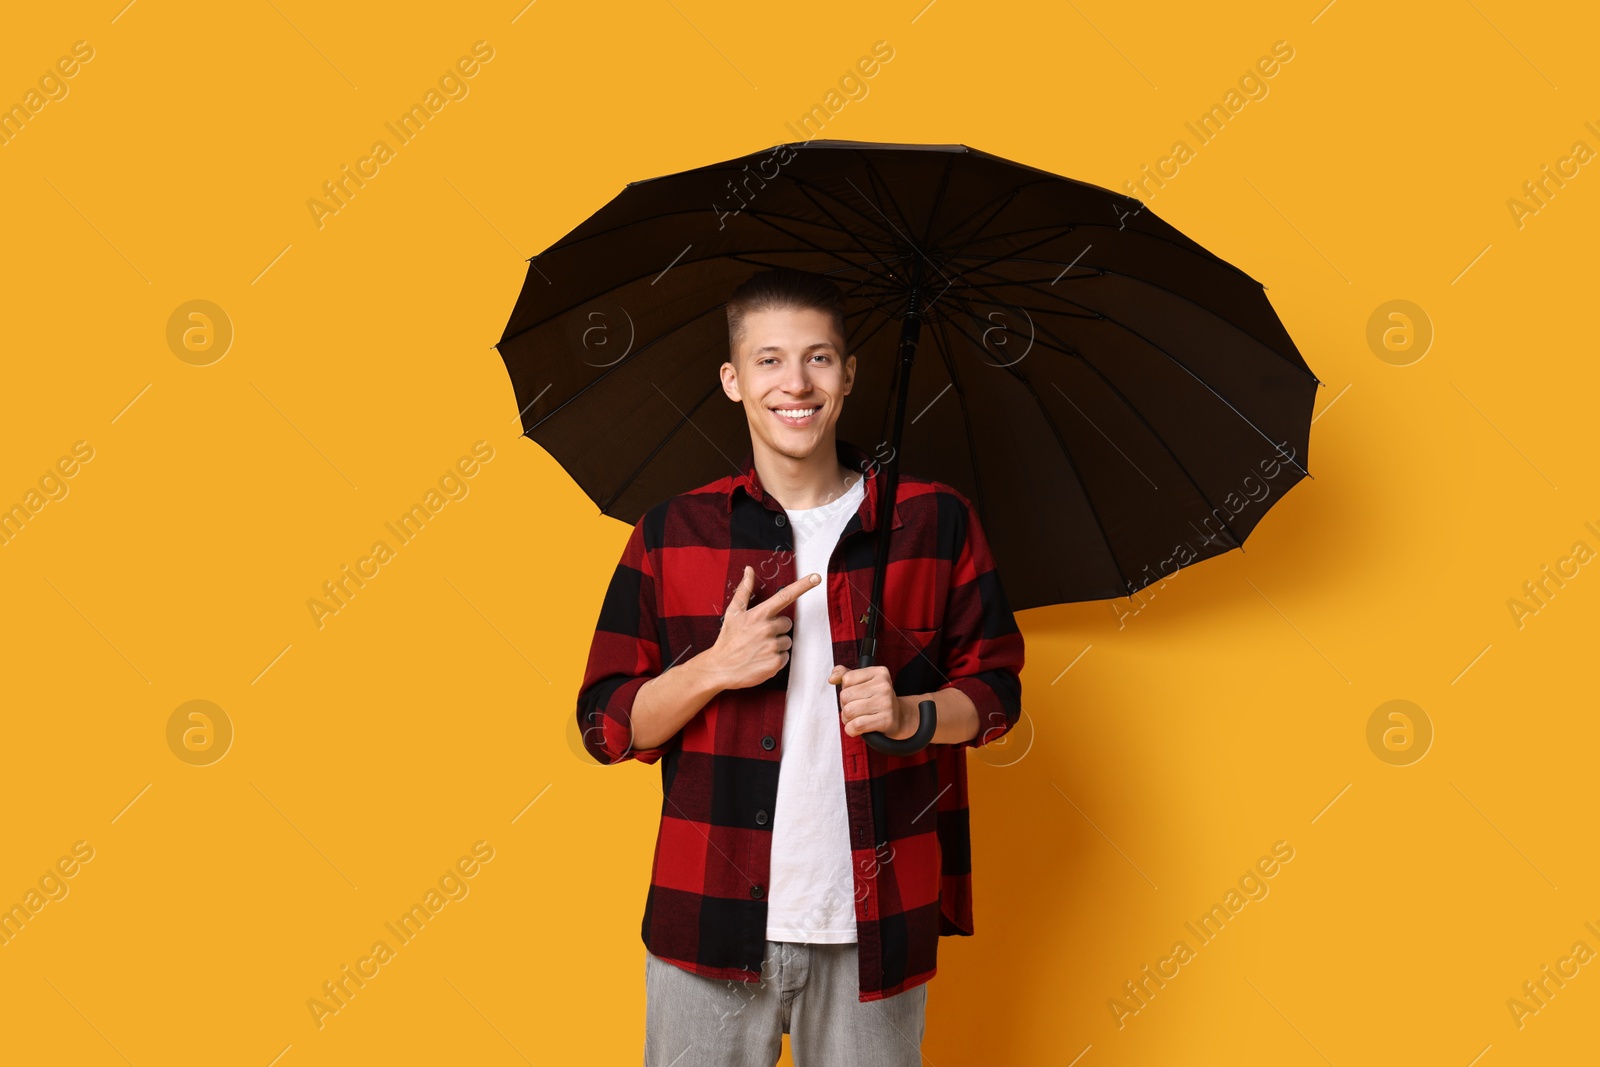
[{"x1": 496, "y1": 139, "x2": 1319, "y2": 613}]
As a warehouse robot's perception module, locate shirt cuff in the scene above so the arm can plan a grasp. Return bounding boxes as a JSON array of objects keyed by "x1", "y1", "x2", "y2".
[
  {"x1": 588, "y1": 676, "x2": 673, "y2": 765},
  {"x1": 938, "y1": 671, "x2": 1021, "y2": 750}
]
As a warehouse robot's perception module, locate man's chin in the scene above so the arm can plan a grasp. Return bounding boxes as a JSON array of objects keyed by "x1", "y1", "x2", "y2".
[{"x1": 757, "y1": 424, "x2": 831, "y2": 461}]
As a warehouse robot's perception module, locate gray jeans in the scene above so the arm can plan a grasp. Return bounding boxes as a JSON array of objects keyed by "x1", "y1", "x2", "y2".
[{"x1": 644, "y1": 941, "x2": 928, "y2": 1066}]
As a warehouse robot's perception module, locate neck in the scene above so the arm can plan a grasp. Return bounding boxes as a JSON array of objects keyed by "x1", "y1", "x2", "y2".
[{"x1": 752, "y1": 434, "x2": 859, "y2": 510}]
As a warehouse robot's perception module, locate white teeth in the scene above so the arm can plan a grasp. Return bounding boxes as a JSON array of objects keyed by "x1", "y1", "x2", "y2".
[{"x1": 774, "y1": 407, "x2": 820, "y2": 421}]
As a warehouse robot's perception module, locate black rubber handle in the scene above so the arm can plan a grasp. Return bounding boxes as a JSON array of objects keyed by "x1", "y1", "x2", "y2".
[{"x1": 864, "y1": 698, "x2": 937, "y2": 755}]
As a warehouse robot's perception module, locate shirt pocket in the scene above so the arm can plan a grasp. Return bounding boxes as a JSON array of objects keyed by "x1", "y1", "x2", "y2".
[{"x1": 878, "y1": 625, "x2": 942, "y2": 695}]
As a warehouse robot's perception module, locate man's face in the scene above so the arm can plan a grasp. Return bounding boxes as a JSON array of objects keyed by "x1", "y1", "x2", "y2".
[{"x1": 721, "y1": 306, "x2": 854, "y2": 461}]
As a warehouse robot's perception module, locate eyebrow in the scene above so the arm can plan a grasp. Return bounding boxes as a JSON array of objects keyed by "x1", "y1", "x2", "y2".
[{"x1": 749, "y1": 341, "x2": 839, "y2": 356}]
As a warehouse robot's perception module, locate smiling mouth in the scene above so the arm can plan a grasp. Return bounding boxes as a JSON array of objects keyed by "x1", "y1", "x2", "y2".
[{"x1": 770, "y1": 405, "x2": 822, "y2": 425}]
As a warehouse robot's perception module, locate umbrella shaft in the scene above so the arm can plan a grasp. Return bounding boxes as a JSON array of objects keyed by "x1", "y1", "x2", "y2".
[{"x1": 858, "y1": 284, "x2": 924, "y2": 670}]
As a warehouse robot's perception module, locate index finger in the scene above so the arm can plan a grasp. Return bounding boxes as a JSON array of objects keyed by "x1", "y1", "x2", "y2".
[{"x1": 754, "y1": 572, "x2": 821, "y2": 615}]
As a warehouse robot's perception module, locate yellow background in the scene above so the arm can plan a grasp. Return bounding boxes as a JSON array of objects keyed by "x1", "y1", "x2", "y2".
[{"x1": 2, "y1": 1, "x2": 1596, "y2": 1063}]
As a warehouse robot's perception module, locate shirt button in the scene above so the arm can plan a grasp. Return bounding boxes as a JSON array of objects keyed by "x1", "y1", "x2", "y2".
[
  {"x1": 775, "y1": 514, "x2": 786, "y2": 527},
  {"x1": 761, "y1": 735, "x2": 775, "y2": 750},
  {"x1": 776, "y1": 541, "x2": 791, "y2": 552},
  {"x1": 756, "y1": 810, "x2": 768, "y2": 825},
  {"x1": 750, "y1": 884, "x2": 764, "y2": 898}
]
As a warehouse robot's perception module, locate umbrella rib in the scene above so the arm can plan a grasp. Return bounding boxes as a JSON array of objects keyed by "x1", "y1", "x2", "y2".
[
  {"x1": 927, "y1": 178, "x2": 1059, "y2": 248},
  {"x1": 783, "y1": 169, "x2": 906, "y2": 239},
  {"x1": 846, "y1": 294, "x2": 904, "y2": 359},
  {"x1": 853, "y1": 153, "x2": 958, "y2": 296},
  {"x1": 718, "y1": 251, "x2": 902, "y2": 304},
  {"x1": 934, "y1": 299, "x2": 1132, "y2": 593},
  {"x1": 861, "y1": 292, "x2": 903, "y2": 455},
  {"x1": 925, "y1": 311, "x2": 987, "y2": 522},
  {"x1": 924, "y1": 225, "x2": 1100, "y2": 316},
  {"x1": 942, "y1": 253, "x2": 1319, "y2": 385},
  {"x1": 939, "y1": 218, "x2": 1250, "y2": 303},
  {"x1": 834, "y1": 275, "x2": 903, "y2": 319},
  {"x1": 860, "y1": 150, "x2": 925, "y2": 267},
  {"x1": 505, "y1": 199, "x2": 1256, "y2": 348},
  {"x1": 722, "y1": 246, "x2": 912, "y2": 341},
  {"x1": 505, "y1": 214, "x2": 1229, "y2": 355},
  {"x1": 725, "y1": 252, "x2": 912, "y2": 341},
  {"x1": 930, "y1": 191, "x2": 1154, "y2": 305},
  {"x1": 522, "y1": 264, "x2": 906, "y2": 493},
  {"x1": 522, "y1": 274, "x2": 899, "y2": 446},
  {"x1": 817, "y1": 253, "x2": 921, "y2": 279},
  {"x1": 501, "y1": 190, "x2": 924, "y2": 343},
  {"x1": 749, "y1": 156, "x2": 942, "y2": 308},
  {"x1": 766, "y1": 173, "x2": 921, "y2": 286},
  {"x1": 942, "y1": 225, "x2": 1081, "y2": 268},
  {"x1": 500, "y1": 233, "x2": 890, "y2": 349},
  {"x1": 825, "y1": 265, "x2": 911, "y2": 304},
  {"x1": 846, "y1": 299, "x2": 907, "y2": 457},
  {"x1": 952, "y1": 221, "x2": 1263, "y2": 285},
  {"x1": 844, "y1": 292, "x2": 908, "y2": 350},
  {"x1": 844, "y1": 287, "x2": 910, "y2": 318},
  {"x1": 921, "y1": 191, "x2": 1021, "y2": 311},
  {"x1": 520, "y1": 251, "x2": 912, "y2": 440},
  {"x1": 714, "y1": 253, "x2": 906, "y2": 349},
  {"x1": 735, "y1": 204, "x2": 898, "y2": 276},
  {"x1": 598, "y1": 372, "x2": 736, "y2": 514},
  {"x1": 939, "y1": 289, "x2": 1101, "y2": 319},
  {"x1": 944, "y1": 274, "x2": 1103, "y2": 289},
  {"x1": 941, "y1": 270, "x2": 1284, "y2": 552},
  {"x1": 918, "y1": 153, "x2": 958, "y2": 250},
  {"x1": 522, "y1": 300, "x2": 729, "y2": 435},
  {"x1": 948, "y1": 282, "x2": 1249, "y2": 551},
  {"x1": 945, "y1": 262, "x2": 1313, "y2": 476},
  {"x1": 779, "y1": 181, "x2": 905, "y2": 269},
  {"x1": 537, "y1": 203, "x2": 862, "y2": 262}
]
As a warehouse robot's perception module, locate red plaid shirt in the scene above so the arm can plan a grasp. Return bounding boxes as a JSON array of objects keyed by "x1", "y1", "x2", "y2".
[{"x1": 576, "y1": 437, "x2": 1025, "y2": 1002}]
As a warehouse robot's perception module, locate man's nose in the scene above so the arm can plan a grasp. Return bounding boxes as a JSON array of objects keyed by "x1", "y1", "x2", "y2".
[{"x1": 782, "y1": 365, "x2": 813, "y2": 394}]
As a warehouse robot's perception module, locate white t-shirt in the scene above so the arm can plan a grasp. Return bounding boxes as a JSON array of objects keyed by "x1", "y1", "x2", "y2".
[{"x1": 764, "y1": 472, "x2": 866, "y2": 944}]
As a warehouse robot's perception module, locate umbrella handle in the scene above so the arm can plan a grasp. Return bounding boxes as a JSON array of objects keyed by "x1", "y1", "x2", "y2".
[
  {"x1": 837, "y1": 637, "x2": 938, "y2": 754},
  {"x1": 866, "y1": 698, "x2": 937, "y2": 755}
]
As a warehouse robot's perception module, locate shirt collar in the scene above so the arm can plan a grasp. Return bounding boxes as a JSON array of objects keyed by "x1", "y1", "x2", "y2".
[{"x1": 728, "y1": 437, "x2": 904, "y2": 533}]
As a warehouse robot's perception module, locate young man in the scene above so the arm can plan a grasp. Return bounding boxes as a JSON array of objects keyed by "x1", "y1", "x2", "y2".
[{"x1": 575, "y1": 267, "x2": 1025, "y2": 1066}]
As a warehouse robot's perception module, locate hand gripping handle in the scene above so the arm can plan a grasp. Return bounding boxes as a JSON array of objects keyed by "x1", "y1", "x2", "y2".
[{"x1": 865, "y1": 697, "x2": 937, "y2": 755}]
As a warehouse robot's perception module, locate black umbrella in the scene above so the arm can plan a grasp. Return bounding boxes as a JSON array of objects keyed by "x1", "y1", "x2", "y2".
[{"x1": 496, "y1": 139, "x2": 1318, "y2": 754}]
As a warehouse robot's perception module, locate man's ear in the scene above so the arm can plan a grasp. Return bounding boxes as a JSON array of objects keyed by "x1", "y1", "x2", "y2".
[
  {"x1": 720, "y1": 360, "x2": 742, "y2": 402},
  {"x1": 842, "y1": 353, "x2": 856, "y2": 395}
]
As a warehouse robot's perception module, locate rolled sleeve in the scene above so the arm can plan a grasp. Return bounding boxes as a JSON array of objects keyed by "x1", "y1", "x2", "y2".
[
  {"x1": 935, "y1": 492, "x2": 1025, "y2": 750},
  {"x1": 575, "y1": 516, "x2": 673, "y2": 766}
]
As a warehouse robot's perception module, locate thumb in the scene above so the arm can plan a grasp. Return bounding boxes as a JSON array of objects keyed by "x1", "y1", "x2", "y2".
[
  {"x1": 828, "y1": 664, "x2": 846, "y2": 685},
  {"x1": 728, "y1": 565, "x2": 754, "y2": 613}
]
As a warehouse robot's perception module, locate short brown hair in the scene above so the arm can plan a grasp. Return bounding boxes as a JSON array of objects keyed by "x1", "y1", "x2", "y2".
[{"x1": 726, "y1": 267, "x2": 847, "y2": 362}]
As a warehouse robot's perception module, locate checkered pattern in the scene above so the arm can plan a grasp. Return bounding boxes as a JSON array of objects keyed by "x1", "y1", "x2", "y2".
[{"x1": 576, "y1": 437, "x2": 1025, "y2": 1002}]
